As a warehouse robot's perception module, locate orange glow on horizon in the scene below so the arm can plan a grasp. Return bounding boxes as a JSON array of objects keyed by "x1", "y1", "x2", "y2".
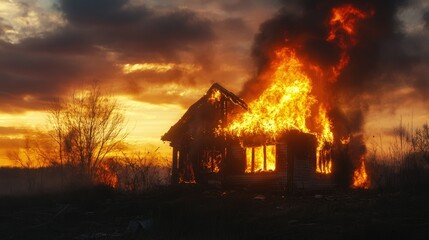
[
  {"x1": 121, "y1": 63, "x2": 201, "y2": 74},
  {"x1": 0, "y1": 96, "x2": 185, "y2": 166}
]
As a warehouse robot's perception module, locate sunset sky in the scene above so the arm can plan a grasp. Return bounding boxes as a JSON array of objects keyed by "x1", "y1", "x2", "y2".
[{"x1": 1, "y1": 0, "x2": 429, "y2": 166}]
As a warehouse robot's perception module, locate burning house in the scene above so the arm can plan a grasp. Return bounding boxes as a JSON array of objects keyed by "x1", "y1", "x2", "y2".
[
  {"x1": 162, "y1": 82, "x2": 334, "y2": 191},
  {"x1": 162, "y1": 2, "x2": 374, "y2": 190}
]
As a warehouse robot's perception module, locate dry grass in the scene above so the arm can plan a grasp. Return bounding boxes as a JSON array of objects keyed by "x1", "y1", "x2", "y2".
[{"x1": 1, "y1": 185, "x2": 428, "y2": 240}]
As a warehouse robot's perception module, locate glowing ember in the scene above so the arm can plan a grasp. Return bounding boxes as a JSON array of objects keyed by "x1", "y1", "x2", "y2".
[
  {"x1": 202, "y1": 150, "x2": 222, "y2": 173},
  {"x1": 179, "y1": 178, "x2": 196, "y2": 184},
  {"x1": 179, "y1": 160, "x2": 196, "y2": 184},
  {"x1": 353, "y1": 156, "x2": 370, "y2": 189},
  {"x1": 340, "y1": 136, "x2": 351, "y2": 145}
]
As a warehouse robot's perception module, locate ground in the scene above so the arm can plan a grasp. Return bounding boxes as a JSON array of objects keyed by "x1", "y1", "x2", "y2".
[{"x1": 1, "y1": 185, "x2": 429, "y2": 240}]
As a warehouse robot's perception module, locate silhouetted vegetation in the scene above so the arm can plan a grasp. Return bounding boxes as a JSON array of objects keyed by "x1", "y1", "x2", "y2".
[
  {"x1": 108, "y1": 150, "x2": 170, "y2": 192},
  {"x1": 46, "y1": 83, "x2": 127, "y2": 184},
  {"x1": 367, "y1": 123, "x2": 429, "y2": 190},
  {"x1": 5, "y1": 84, "x2": 170, "y2": 195}
]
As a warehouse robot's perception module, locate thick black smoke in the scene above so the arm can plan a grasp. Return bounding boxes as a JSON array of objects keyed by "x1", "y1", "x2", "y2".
[
  {"x1": 242, "y1": 0, "x2": 428, "y2": 136},
  {"x1": 241, "y1": 0, "x2": 428, "y2": 185}
]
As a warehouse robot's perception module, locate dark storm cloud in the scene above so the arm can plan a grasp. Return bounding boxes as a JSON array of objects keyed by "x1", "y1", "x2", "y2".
[
  {"x1": 219, "y1": 0, "x2": 272, "y2": 12},
  {"x1": 57, "y1": 0, "x2": 214, "y2": 62},
  {"x1": 19, "y1": 28, "x2": 96, "y2": 55},
  {"x1": 216, "y1": 18, "x2": 253, "y2": 40},
  {"x1": 58, "y1": 0, "x2": 144, "y2": 27},
  {"x1": 0, "y1": 0, "x2": 216, "y2": 113},
  {"x1": 424, "y1": 11, "x2": 429, "y2": 29},
  {"x1": 0, "y1": 37, "x2": 116, "y2": 112}
]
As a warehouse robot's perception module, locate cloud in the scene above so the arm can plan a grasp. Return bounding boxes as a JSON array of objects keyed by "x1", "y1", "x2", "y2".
[
  {"x1": 0, "y1": 38, "x2": 118, "y2": 112},
  {"x1": 0, "y1": 0, "x2": 219, "y2": 112},
  {"x1": 0, "y1": 127, "x2": 33, "y2": 136},
  {"x1": 0, "y1": 137, "x2": 23, "y2": 150},
  {"x1": 58, "y1": 0, "x2": 144, "y2": 27},
  {"x1": 425, "y1": 11, "x2": 429, "y2": 29},
  {"x1": 56, "y1": 0, "x2": 215, "y2": 62},
  {"x1": 0, "y1": 0, "x2": 65, "y2": 43},
  {"x1": 0, "y1": 0, "x2": 283, "y2": 114},
  {"x1": 0, "y1": 127, "x2": 34, "y2": 154}
]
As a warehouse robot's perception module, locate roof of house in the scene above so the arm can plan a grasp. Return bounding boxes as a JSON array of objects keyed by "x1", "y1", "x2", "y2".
[{"x1": 161, "y1": 83, "x2": 247, "y2": 143}]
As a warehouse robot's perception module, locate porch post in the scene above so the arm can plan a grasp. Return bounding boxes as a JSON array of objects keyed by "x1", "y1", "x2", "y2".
[{"x1": 171, "y1": 147, "x2": 179, "y2": 184}]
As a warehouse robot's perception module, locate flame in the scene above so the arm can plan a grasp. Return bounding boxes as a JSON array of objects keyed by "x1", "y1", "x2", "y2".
[
  {"x1": 179, "y1": 159, "x2": 196, "y2": 184},
  {"x1": 245, "y1": 145, "x2": 276, "y2": 173},
  {"x1": 353, "y1": 156, "x2": 370, "y2": 189},
  {"x1": 202, "y1": 150, "x2": 222, "y2": 173},
  {"x1": 224, "y1": 4, "x2": 372, "y2": 176},
  {"x1": 327, "y1": 4, "x2": 369, "y2": 48},
  {"x1": 227, "y1": 48, "x2": 334, "y2": 174},
  {"x1": 340, "y1": 136, "x2": 351, "y2": 145},
  {"x1": 315, "y1": 105, "x2": 334, "y2": 174},
  {"x1": 208, "y1": 89, "x2": 221, "y2": 104},
  {"x1": 327, "y1": 5, "x2": 372, "y2": 80},
  {"x1": 95, "y1": 162, "x2": 118, "y2": 188},
  {"x1": 227, "y1": 49, "x2": 314, "y2": 138},
  {"x1": 266, "y1": 145, "x2": 276, "y2": 171}
]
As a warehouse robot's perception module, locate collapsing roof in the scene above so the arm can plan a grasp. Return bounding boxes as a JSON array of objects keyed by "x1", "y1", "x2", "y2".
[{"x1": 161, "y1": 83, "x2": 247, "y2": 143}]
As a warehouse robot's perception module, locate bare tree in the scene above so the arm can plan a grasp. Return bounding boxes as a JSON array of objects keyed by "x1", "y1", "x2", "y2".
[{"x1": 47, "y1": 83, "x2": 127, "y2": 183}]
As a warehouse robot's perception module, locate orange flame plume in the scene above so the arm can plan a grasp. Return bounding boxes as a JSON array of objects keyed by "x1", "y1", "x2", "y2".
[
  {"x1": 227, "y1": 48, "x2": 334, "y2": 174},
  {"x1": 327, "y1": 4, "x2": 372, "y2": 80},
  {"x1": 226, "y1": 4, "x2": 373, "y2": 176}
]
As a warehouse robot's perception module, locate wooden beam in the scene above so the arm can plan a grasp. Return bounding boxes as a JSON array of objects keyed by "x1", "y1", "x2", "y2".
[
  {"x1": 251, "y1": 147, "x2": 255, "y2": 173},
  {"x1": 171, "y1": 147, "x2": 179, "y2": 184}
]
